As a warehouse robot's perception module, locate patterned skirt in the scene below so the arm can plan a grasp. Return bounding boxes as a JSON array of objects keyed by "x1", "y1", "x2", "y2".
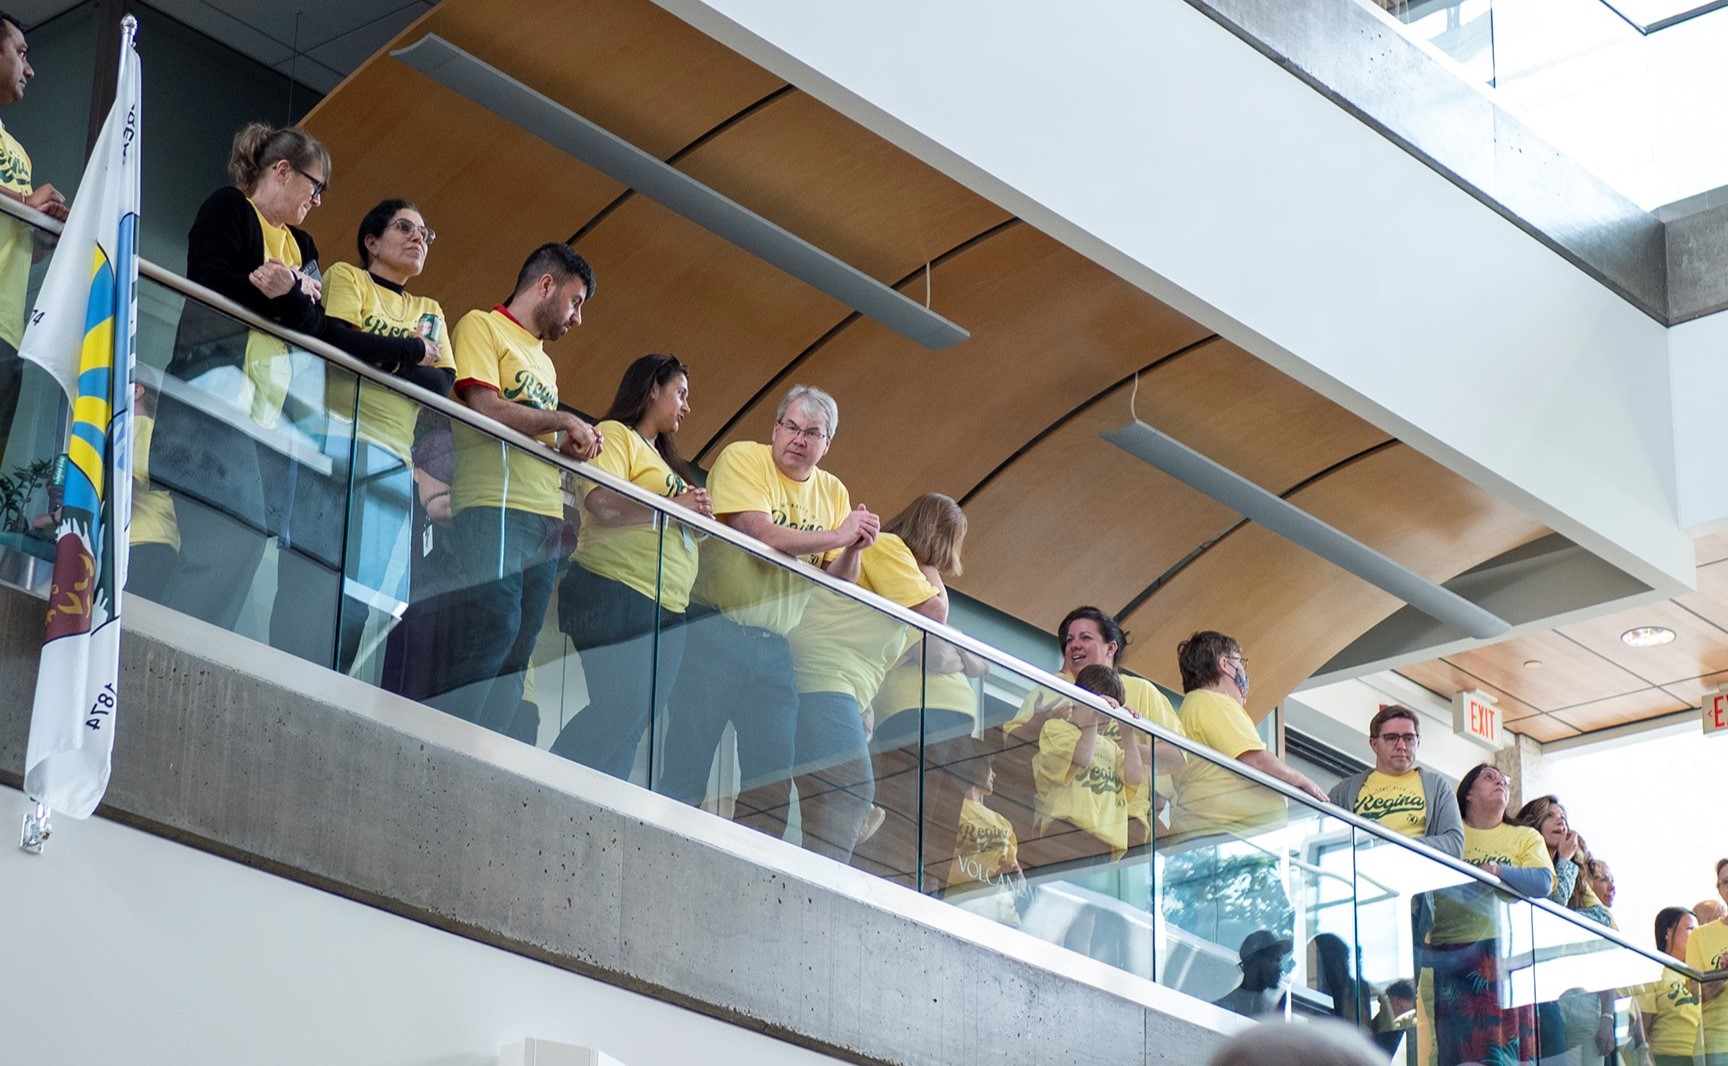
[{"x1": 1430, "y1": 937, "x2": 1537, "y2": 1066}]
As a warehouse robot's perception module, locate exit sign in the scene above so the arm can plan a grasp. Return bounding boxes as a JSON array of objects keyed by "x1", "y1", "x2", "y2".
[
  {"x1": 1706, "y1": 687, "x2": 1728, "y2": 736},
  {"x1": 1452, "y1": 689, "x2": 1504, "y2": 750}
]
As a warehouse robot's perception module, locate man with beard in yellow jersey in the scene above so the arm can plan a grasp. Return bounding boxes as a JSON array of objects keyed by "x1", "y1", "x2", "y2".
[
  {"x1": 436, "y1": 243, "x2": 601, "y2": 735},
  {"x1": 0, "y1": 10, "x2": 67, "y2": 473},
  {"x1": 1689, "y1": 858, "x2": 1728, "y2": 1065},
  {"x1": 659, "y1": 384, "x2": 880, "y2": 829}
]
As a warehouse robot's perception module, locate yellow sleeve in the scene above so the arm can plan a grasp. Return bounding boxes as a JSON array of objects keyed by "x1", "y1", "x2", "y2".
[
  {"x1": 1191, "y1": 696, "x2": 1264, "y2": 759},
  {"x1": 818, "y1": 471, "x2": 852, "y2": 566},
  {"x1": 1034, "y1": 719, "x2": 1083, "y2": 785},
  {"x1": 708, "y1": 442, "x2": 773, "y2": 518},
  {"x1": 1125, "y1": 677, "x2": 1183, "y2": 736},
  {"x1": 322, "y1": 262, "x2": 368, "y2": 327},
  {"x1": 1516, "y1": 827, "x2": 1554, "y2": 872},
  {"x1": 862, "y1": 535, "x2": 938, "y2": 609},
  {"x1": 452, "y1": 311, "x2": 503, "y2": 394},
  {"x1": 585, "y1": 421, "x2": 641, "y2": 484}
]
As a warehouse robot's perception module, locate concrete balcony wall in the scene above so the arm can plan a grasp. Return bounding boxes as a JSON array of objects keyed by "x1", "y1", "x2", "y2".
[
  {"x1": 652, "y1": 0, "x2": 1692, "y2": 593},
  {"x1": 0, "y1": 585, "x2": 1234, "y2": 1065}
]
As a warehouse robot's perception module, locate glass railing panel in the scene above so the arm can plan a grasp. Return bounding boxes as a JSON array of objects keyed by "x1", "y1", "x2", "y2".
[
  {"x1": 1351, "y1": 825, "x2": 1478, "y2": 1062},
  {"x1": 988, "y1": 666, "x2": 1154, "y2": 978},
  {"x1": 142, "y1": 277, "x2": 334, "y2": 648},
  {"x1": 649, "y1": 516, "x2": 919, "y2": 873},
  {"x1": 538, "y1": 460, "x2": 680, "y2": 786},
  {"x1": 857, "y1": 630, "x2": 948, "y2": 892},
  {"x1": 0, "y1": 217, "x2": 64, "y2": 589},
  {"x1": 1157, "y1": 745, "x2": 1358, "y2": 1020},
  {"x1": 1527, "y1": 900, "x2": 1669, "y2": 1066}
]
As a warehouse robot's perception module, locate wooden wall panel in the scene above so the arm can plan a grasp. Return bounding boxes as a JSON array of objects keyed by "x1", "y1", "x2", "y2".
[
  {"x1": 1118, "y1": 444, "x2": 1549, "y2": 719},
  {"x1": 676, "y1": 92, "x2": 1013, "y2": 284},
  {"x1": 700, "y1": 224, "x2": 1215, "y2": 506},
  {"x1": 553, "y1": 196, "x2": 853, "y2": 436},
  {"x1": 953, "y1": 339, "x2": 1389, "y2": 633},
  {"x1": 301, "y1": 0, "x2": 786, "y2": 341}
]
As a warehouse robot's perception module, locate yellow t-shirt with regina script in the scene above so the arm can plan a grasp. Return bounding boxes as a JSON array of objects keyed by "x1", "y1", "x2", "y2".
[
  {"x1": 690, "y1": 440, "x2": 850, "y2": 635},
  {"x1": 1033, "y1": 717, "x2": 1130, "y2": 858},
  {"x1": 451, "y1": 307, "x2": 563, "y2": 519},
  {"x1": 1686, "y1": 917, "x2": 1728, "y2": 1052},
  {"x1": 790, "y1": 532, "x2": 936, "y2": 707},
  {"x1": 1354, "y1": 770, "x2": 1428, "y2": 838},
  {"x1": 0, "y1": 118, "x2": 32, "y2": 348},
  {"x1": 1429, "y1": 821, "x2": 1552, "y2": 945},
  {"x1": 1635, "y1": 967, "x2": 1700, "y2": 1058},
  {"x1": 242, "y1": 199, "x2": 302, "y2": 428},
  {"x1": 572, "y1": 420, "x2": 698, "y2": 613},
  {"x1": 321, "y1": 262, "x2": 454, "y2": 463}
]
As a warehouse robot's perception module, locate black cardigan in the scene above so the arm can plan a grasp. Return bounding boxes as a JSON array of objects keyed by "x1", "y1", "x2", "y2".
[{"x1": 169, "y1": 185, "x2": 426, "y2": 381}]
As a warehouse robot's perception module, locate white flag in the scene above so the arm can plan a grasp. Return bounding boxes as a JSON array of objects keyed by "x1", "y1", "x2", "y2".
[{"x1": 18, "y1": 18, "x2": 141, "y2": 819}]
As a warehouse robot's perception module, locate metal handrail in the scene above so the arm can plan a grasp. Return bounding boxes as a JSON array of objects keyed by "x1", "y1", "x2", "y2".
[{"x1": 22, "y1": 192, "x2": 1718, "y2": 985}]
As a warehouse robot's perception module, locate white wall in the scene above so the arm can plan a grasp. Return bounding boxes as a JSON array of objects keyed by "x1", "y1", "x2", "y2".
[
  {"x1": 0, "y1": 787, "x2": 843, "y2": 1066},
  {"x1": 1669, "y1": 307, "x2": 1728, "y2": 532},
  {"x1": 653, "y1": 0, "x2": 1692, "y2": 593}
]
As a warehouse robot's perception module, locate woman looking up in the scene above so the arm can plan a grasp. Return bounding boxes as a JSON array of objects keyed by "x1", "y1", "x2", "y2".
[{"x1": 1428, "y1": 764, "x2": 1553, "y2": 1066}]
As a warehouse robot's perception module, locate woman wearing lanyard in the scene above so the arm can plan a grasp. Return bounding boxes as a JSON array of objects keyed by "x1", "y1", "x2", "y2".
[{"x1": 549, "y1": 354, "x2": 711, "y2": 782}]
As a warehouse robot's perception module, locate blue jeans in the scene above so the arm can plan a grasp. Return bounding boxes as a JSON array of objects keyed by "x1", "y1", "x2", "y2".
[
  {"x1": 792, "y1": 690, "x2": 875, "y2": 862},
  {"x1": 657, "y1": 612, "x2": 798, "y2": 823},
  {"x1": 431, "y1": 507, "x2": 562, "y2": 734},
  {"x1": 549, "y1": 563, "x2": 686, "y2": 783}
]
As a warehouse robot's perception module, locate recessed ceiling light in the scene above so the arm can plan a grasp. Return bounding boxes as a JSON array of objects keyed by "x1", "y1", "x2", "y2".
[
  {"x1": 1621, "y1": 626, "x2": 1677, "y2": 648},
  {"x1": 1523, "y1": 660, "x2": 1544, "y2": 669}
]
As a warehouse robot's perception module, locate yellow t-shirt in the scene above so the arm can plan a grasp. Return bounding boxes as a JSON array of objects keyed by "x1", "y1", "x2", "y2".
[
  {"x1": 1170, "y1": 688, "x2": 1281, "y2": 837},
  {"x1": 0, "y1": 118, "x2": 32, "y2": 348},
  {"x1": 572, "y1": 420, "x2": 698, "y2": 612},
  {"x1": 321, "y1": 262, "x2": 454, "y2": 462},
  {"x1": 451, "y1": 307, "x2": 563, "y2": 519},
  {"x1": 1636, "y1": 967, "x2": 1700, "y2": 1057},
  {"x1": 1354, "y1": 770, "x2": 1428, "y2": 839},
  {"x1": 1687, "y1": 918, "x2": 1728, "y2": 1050},
  {"x1": 789, "y1": 533, "x2": 935, "y2": 706},
  {"x1": 242, "y1": 199, "x2": 302, "y2": 428},
  {"x1": 1033, "y1": 717, "x2": 1129, "y2": 858},
  {"x1": 689, "y1": 440, "x2": 850, "y2": 634},
  {"x1": 948, "y1": 797, "x2": 1019, "y2": 890},
  {"x1": 1430, "y1": 822, "x2": 1552, "y2": 945},
  {"x1": 872, "y1": 636, "x2": 978, "y2": 732},
  {"x1": 1003, "y1": 672, "x2": 1177, "y2": 826},
  {"x1": 130, "y1": 415, "x2": 179, "y2": 551}
]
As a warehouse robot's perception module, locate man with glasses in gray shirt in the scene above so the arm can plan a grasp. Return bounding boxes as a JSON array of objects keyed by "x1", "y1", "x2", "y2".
[{"x1": 1328, "y1": 704, "x2": 1463, "y2": 857}]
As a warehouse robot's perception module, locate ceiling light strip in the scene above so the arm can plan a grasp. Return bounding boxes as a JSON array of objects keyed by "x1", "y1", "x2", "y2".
[
  {"x1": 391, "y1": 35, "x2": 969, "y2": 350},
  {"x1": 1101, "y1": 419, "x2": 1511, "y2": 639}
]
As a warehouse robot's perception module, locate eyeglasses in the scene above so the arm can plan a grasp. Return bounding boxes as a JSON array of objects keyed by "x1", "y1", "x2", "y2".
[
  {"x1": 388, "y1": 217, "x2": 436, "y2": 244},
  {"x1": 289, "y1": 163, "x2": 326, "y2": 200},
  {"x1": 1374, "y1": 732, "x2": 1420, "y2": 746},
  {"x1": 777, "y1": 418, "x2": 828, "y2": 442}
]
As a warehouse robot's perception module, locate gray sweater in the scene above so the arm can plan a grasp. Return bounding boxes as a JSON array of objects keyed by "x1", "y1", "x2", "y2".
[{"x1": 1327, "y1": 766, "x2": 1465, "y2": 860}]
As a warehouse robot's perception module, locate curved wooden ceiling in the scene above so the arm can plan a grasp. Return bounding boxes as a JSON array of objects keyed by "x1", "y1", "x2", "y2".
[{"x1": 299, "y1": 0, "x2": 1569, "y2": 726}]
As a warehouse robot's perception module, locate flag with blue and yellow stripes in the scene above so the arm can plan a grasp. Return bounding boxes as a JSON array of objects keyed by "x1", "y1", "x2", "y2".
[{"x1": 18, "y1": 18, "x2": 140, "y2": 820}]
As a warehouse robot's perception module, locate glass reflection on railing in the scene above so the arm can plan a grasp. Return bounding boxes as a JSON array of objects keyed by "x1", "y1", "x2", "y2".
[
  {"x1": 3, "y1": 200, "x2": 1716, "y2": 1034},
  {"x1": 0, "y1": 218, "x2": 62, "y2": 590}
]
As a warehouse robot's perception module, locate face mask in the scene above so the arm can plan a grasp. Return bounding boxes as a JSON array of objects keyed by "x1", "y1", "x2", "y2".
[{"x1": 1233, "y1": 661, "x2": 1250, "y2": 699}]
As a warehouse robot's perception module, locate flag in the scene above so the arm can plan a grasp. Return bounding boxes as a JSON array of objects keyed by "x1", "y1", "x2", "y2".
[{"x1": 18, "y1": 18, "x2": 140, "y2": 819}]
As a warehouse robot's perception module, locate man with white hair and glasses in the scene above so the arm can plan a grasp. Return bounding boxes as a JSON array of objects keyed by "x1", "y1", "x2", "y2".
[{"x1": 658, "y1": 384, "x2": 879, "y2": 836}]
